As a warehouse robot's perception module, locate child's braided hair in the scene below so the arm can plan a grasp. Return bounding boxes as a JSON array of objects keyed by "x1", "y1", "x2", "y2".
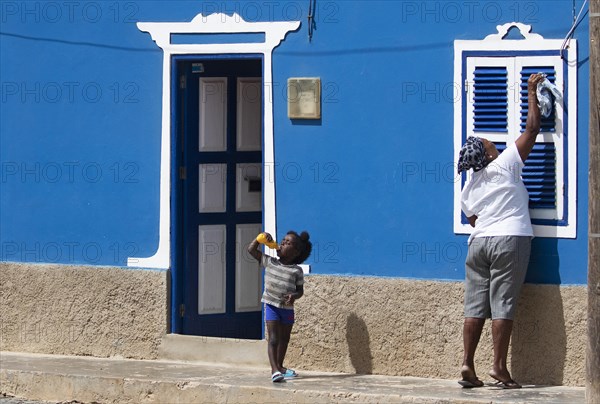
[{"x1": 287, "y1": 231, "x2": 312, "y2": 264}]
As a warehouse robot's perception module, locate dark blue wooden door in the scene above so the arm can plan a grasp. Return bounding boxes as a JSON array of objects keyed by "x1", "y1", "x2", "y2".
[{"x1": 175, "y1": 57, "x2": 263, "y2": 339}]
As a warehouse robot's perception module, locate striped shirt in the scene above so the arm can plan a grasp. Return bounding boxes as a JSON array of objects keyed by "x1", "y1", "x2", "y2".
[{"x1": 260, "y1": 255, "x2": 304, "y2": 309}]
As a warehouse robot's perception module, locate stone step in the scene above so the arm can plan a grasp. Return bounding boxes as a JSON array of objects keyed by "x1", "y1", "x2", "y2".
[{"x1": 157, "y1": 334, "x2": 269, "y2": 367}]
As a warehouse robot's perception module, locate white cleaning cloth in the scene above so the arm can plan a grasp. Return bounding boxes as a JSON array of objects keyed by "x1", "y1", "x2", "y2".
[{"x1": 536, "y1": 74, "x2": 562, "y2": 118}]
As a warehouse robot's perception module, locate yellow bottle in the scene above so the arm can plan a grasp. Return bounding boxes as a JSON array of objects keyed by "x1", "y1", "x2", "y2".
[{"x1": 256, "y1": 233, "x2": 279, "y2": 249}]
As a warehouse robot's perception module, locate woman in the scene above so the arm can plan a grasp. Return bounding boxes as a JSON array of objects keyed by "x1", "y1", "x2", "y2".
[{"x1": 457, "y1": 73, "x2": 545, "y2": 389}]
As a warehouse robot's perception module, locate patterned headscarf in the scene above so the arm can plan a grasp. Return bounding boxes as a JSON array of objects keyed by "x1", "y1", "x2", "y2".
[{"x1": 457, "y1": 136, "x2": 486, "y2": 174}]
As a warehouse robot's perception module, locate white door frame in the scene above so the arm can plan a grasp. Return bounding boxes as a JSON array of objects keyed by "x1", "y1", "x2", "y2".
[{"x1": 129, "y1": 13, "x2": 300, "y2": 268}]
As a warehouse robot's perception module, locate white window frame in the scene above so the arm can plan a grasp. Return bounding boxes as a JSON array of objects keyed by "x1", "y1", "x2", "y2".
[{"x1": 453, "y1": 23, "x2": 577, "y2": 238}]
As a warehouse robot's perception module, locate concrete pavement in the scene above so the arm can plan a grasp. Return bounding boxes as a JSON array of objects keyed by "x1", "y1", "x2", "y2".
[
  {"x1": 1, "y1": 394, "x2": 62, "y2": 404},
  {"x1": 0, "y1": 351, "x2": 586, "y2": 403}
]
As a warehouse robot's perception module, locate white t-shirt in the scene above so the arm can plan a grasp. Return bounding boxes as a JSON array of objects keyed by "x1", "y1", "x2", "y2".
[{"x1": 461, "y1": 143, "x2": 533, "y2": 244}]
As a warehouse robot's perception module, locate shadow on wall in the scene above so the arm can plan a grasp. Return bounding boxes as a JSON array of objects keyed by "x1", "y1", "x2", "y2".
[
  {"x1": 346, "y1": 313, "x2": 373, "y2": 374},
  {"x1": 511, "y1": 238, "x2": 567, "y2": 385}
]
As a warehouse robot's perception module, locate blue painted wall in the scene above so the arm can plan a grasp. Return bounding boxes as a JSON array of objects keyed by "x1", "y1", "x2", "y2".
[{"x1": 0, "y1": 1, "x2": 589, "y2": 284}]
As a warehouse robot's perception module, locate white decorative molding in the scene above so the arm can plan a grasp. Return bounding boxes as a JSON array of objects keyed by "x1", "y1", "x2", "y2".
[
  {"x1": 484, "y1": 22, "x2": 544, "y2": 41},
  {"x1": 128, "y1": 13, "x2": 300, "y2": 268},
  {"x1": 137, "y1": 13, "x2": 299, "y2": 52}
]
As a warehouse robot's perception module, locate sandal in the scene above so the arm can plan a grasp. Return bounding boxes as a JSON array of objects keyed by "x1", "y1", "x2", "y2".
[
  {"x1": 458, "y1": 378, "x2": 484, "y2": 388},
  {"x1": 489, "y1": 372, "x2": 521, "y2": 389},
  {"x1": 459, "y1": 366, "x2": 483, "y2": 388},
  {"x1": 492, "y1": 379, "x2": 522, "y2": 389},
  {"x1": 271, "y1": 371, "x2": 285, "y2": 382},
  {"x1": 284, "y1": 368, "x2": 298, "y2": 378}
]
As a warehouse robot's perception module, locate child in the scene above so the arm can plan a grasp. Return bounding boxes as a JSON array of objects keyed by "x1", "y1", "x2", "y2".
[{"x1": 247, "y1": 230, "x2": 312, "y2": 383}]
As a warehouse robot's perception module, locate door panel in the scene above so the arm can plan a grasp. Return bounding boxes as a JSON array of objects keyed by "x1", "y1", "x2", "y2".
[
  {"x1": 176, "y1": 58, "x2": 263, "y2": 339},
  {"x1": 197, "y1": 225, "x2": 226, "y2": 314},
  {"x1": 236, "y1": 78, "x2": 262, "y2": 151},
  {"x1": 199, "y1": 77, "x2": 228, "y2": 152},
  {"x1": 236, "y1": 163, "x2": 262, "y2": 212},
  {"x1": 199, "y1": 164, "x2": 227, "y2": 213},
  {"x1": 235, "y1": 223, "x2": 263, "y2": 312}
]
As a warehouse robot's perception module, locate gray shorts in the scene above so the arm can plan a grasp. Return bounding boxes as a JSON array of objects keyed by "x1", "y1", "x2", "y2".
[{"x1": 464, "y1": 236, "x2": 532, "y2": 320}]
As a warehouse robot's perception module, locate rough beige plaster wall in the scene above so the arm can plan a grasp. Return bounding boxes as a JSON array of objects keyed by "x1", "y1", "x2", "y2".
[
  {"x1": 287, "y1": 275, "x2": 586, "y2": 387},
  {"x1": 0, "y1": 264, "x2": 586, "y2": 386},
  {"x1": 0, "y1": 263, "x2": 167, "y2": 359}
]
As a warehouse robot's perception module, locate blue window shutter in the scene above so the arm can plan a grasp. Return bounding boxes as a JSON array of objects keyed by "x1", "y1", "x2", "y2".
[
  {"x1": 518, "y1": 67, "x2": 558, "y2": 211},
  {"x1": 459, "y1": 52, "x2": 573, "y2": 235},
  {"x1": 520, "y1": 67, "x2": 557, "y2": 133},
  {"x1": 496, "y1": 143, "x2": 557, "y2": 210},
  {"x1": 473, "y1": 67, "x2": 508, "y2": 133},
  {"x1": 523, "y1": 143, "x2": 557, "y2": 209}
]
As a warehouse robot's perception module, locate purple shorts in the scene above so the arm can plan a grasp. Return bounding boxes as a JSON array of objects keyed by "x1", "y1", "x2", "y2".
[{"x1": 264, "y1": 303, "x2": 295, "y2": 325}]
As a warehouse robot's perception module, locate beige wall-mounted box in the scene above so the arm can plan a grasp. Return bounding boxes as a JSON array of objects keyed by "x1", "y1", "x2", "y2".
[{"x1": 287, "y1": 78, "x2": 321, "y2": 119}]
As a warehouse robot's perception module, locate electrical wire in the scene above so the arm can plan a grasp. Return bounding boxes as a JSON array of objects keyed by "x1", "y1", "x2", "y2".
[
  {"x1": 561, "y1": 0, "x2": 588, "y2": 59},
  {"x1": 308, "y1": 0, "x2": 316, "y2": 42}
]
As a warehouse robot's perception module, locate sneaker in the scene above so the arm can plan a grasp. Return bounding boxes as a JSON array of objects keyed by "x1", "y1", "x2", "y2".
[{"x1": 271, "y1": 371, "x2": 285, "y2": 382}]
